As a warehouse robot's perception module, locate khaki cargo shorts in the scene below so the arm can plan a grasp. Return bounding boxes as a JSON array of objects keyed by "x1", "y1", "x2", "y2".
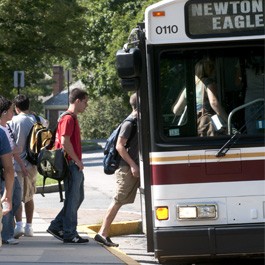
[
  {"x1": 16, "y1": 165, "x2": 37, "y2": 203},
  {"x1": 114, "y1": 165, "x2": 140, "y2": 205}
]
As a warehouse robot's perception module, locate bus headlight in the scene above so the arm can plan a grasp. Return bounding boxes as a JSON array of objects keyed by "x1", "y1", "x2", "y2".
[
  {"x1": 177, "y1": 204, "x2": 217, "y2": 220},
  {"x1": 197, "y1": 205, "x2": 217, "y2": 218},
  {"x1": 178, "y1": 206, "x2": 197, "y2": 219}
]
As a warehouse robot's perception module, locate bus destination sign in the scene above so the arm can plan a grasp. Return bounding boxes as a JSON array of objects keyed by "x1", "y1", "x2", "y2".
[{"x1": 186, "y1": 0, "x2": 264, "y2": 38}]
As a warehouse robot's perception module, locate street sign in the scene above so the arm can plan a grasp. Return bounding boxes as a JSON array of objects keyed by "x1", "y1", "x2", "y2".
[
  {"x1": 64, "y1": 70, "x2": 72, "y2": 83},
  {"x1": 14, "y1": 71, "x2": 25, "y2": 88}
]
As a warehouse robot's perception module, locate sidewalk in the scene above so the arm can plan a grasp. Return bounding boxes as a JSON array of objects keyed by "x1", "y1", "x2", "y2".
[
  {"x1": 0, "y1": 209, "x2": 141, "y2": 265},
  {"x1": 0, "y1": 143, "x2": 143, "y2": 264}
]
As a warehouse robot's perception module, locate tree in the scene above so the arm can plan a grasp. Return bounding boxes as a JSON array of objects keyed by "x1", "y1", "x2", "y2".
[
  {"x1": 74, "y1": 0, "x2": 158, "y2": 139},
  {"x1": 77, "y1": 0, "x2": 158, "y2": 98},
  {"x1": 80, "y1": 95, "x2": 131, "y2": 139},
  {"x1": 0, "y1": 0, "x2": 89, "y2": 111},
  {"x1": 0, "y1": 0, "x2": 158, "y2": 102},
  {"x1": 0, "y1": 0, "x2": 159, "y2": 137}
]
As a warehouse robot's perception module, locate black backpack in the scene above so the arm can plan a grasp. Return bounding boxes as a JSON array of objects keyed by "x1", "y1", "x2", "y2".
[
  {"x1": 103, "y1": 117, "x2": 137, "y2": 175},
  {"x1": 26, "y1": 115, "x2": 53, "y2": 165},
  {"x1": 37, "y1": 112, "x2": 74, "y2": 202}
]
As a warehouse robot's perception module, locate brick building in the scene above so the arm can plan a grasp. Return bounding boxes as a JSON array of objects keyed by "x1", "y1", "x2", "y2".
[{"x1": 44, "y1": 66, "x2": 84, "y2": 130}]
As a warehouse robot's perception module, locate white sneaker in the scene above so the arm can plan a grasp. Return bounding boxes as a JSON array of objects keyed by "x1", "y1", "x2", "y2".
[
  {"x1": 5, "y1": 238, "x2": 19, "y2": 245},
  {"x1": 24, "y1": 226, "x2": 34, "y2": 237},
  {"x1": 14, "y1": 226, "x2": 25, "y2": 239}
]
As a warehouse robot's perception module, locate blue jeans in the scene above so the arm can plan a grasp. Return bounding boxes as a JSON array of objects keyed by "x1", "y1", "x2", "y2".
[
  {"x1": 49, "y1": 161, "x2": 84, "y2": 239},
  {"x1": 1, "y1": 178, "x2": 22, "y2": 241}
]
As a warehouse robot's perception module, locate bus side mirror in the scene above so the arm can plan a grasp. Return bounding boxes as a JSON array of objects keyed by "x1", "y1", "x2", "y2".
[
  {"x1": 120, "y1": 78, "x2": 140, "y2": 91},
  {"x1": 116, "y1": 48, "x2": 142, "y2": 91}
]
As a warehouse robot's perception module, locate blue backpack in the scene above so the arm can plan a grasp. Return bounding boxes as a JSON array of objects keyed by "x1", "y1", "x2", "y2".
[{"x1": 103, "y1": 117, "x2": 137, "y2": 175}]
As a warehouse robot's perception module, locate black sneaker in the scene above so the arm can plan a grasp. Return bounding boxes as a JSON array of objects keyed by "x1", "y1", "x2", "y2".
[
  {"x1": 63, "y1": 235, "x2": 89, "y2": 244},
  {"x1": 47, "y1": 228, "x2": 64, "y2": 241},
  {"x1": 94, "y1": 234, "x2": 119, "y2": 247}
]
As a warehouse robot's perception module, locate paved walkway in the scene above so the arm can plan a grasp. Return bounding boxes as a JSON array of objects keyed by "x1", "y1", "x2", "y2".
[
  {"x1": 0, "y1": 209, "x2": 141, "y2": 265},
  {"x1": 0, "y1": 143, "x2": 143, "y2": 264}
]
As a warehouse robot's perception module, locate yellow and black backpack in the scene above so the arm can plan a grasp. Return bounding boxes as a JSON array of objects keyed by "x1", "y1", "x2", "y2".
[{"x1": 26, "y1": 115, "x2": 53, "y2": 165}]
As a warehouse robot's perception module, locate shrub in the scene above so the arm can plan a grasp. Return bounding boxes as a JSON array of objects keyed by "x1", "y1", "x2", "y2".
[{"x1": 79, "y1": 95, "x2": 131, "y2": 139}]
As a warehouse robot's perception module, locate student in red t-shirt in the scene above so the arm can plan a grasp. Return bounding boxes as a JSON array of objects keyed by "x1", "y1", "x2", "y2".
[{"x1": 47, "y1": 88, "x2": 89, "y2": 244}]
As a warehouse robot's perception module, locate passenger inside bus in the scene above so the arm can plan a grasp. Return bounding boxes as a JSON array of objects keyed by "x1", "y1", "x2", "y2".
[{"x1": 172, "y1": 57, "x2": 228, "y2": 136}]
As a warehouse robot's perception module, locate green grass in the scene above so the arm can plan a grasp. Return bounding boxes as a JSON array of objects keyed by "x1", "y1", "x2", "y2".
[
  {"x1": 81, "y1": 141, "x2": 96, "y2": 147},
  {"x1": 81, "y1": 141, "x2": 102, "y2": 151},
  {"x1": 36, "y1": 174, "x2": 57, "y2": 186}
]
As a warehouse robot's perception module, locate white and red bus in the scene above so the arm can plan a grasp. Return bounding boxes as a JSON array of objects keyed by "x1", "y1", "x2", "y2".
[{"x1": 116, "y1": 0, "x2": 264, "y2": 264}]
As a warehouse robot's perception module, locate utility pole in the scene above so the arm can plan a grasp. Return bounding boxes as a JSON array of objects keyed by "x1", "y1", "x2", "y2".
[{"x1": 65, "y1": 70, "x2": 72, "y2": 106}]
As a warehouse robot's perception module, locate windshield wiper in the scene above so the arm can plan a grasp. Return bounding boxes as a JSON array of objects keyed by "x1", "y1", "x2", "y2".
[
  {"x1": 215, "y1": 131, "x2": 241, "y2": 157},
  {"x1": 216, "y1": 99, "x2": 264, "y2": 157}
]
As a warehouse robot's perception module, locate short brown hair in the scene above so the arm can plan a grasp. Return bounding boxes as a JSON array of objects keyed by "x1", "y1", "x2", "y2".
[
  {"x1": 129, "y1": 93, "x2": 137, "y2": 110},
  {"x1": 69, "y1": 88, "x2": 88, "y2": 104},
  {"x1": 0, "y1": 96, "x2": 12, "y2": 116},
  {"x1": 13, "y1": 94, "x2": 30, "y2": 111}
]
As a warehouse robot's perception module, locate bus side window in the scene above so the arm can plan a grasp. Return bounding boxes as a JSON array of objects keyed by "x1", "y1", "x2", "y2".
[
  {"x1": 160, "y1": 56, "x2": 189, "y2": 137},
  {"x1": 226, "y1": 53, "x2": 265, "y2": 135},
  {"x1": 222, "y1": 57, "x2": 245, "y2": 132},
  {"x1": 243, "y1": 55, "x2": 264, "y2": 135}
]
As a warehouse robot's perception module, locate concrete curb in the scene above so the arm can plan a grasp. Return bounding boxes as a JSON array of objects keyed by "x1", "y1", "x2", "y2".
[
  {"x1": 82, "y1": 144, "x2": 102, "y2": 152},
  {"x1": 78, "y1": 227, "x2": 141, "y2": 265},
  {"x1": 81, "y1": 139, "x2": 106, "y2": 151},
  {"x1": 36, "y1": 183, "x2": 64, "y2": 194},
  {"x1": 78, "y1": 220, "x2": 142, "y2": 237}
]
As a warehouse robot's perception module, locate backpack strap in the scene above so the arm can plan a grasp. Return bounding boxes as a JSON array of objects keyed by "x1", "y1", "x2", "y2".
[
  {"x1": 41, "y1": 177, "x2": 46, "y2": 197},
  {"x1": 46, "y1": 111, "x2": 75, "y2": 150},
  {"x1": 58, "y1": 181, "x2": 64, "y2": 202},
  {"x1": 41, "y1": 177, "x2": 64, "y2": 202},
  {"x1": 57, "y1": 111, "x2": 75, "y2": 122},
  {"x1": 6, "y1": 123, "x2": 16, "y2": 143},
  {"x1": 32, "y1": 114, "x2": 41, "y2": 123},
  {"x1": 124, "y1": 118, "x2": 137, "y2": 148}
]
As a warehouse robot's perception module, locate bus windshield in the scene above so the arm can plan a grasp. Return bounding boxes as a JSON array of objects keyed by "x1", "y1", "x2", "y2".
[{"x1": 158, "y1": 43, "x2": 264, "y2": 139}]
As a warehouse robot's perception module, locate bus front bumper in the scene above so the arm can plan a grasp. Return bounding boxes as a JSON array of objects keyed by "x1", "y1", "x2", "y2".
[{"x1": 154, "y1": 223, "x2": 265, "y2": 262}]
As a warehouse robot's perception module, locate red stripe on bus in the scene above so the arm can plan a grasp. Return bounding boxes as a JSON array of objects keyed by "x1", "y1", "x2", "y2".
[{"x1": 151, "y1": 160, "x2": 265, "y2": 185}]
